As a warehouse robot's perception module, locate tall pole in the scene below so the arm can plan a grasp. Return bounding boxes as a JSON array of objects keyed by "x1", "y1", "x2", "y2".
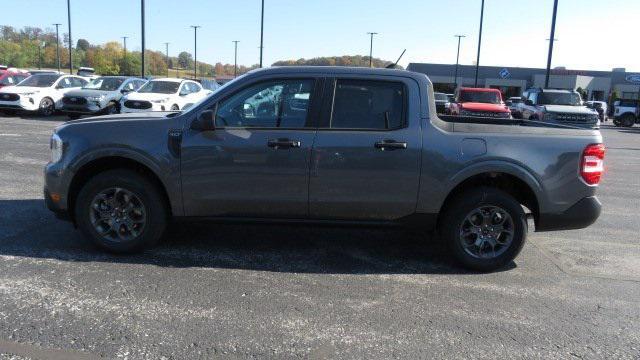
[
  {"x1": 191, "y1": 25, "x2": 200, "y2": 79},
  {"x1": 53, "y1": 23, "x2": 61, "y2": 72},
  {"x1": 141, "y1": 0, "x2": 145, "y2": 77},
  {"x1": 367, "y1": 32, "x2": 378, "y2": 68},
  {"x1": 38, "y1": 41, "x2": 42, "y2": 69},
  {"x1": 259, "y1": 0, "x2": 264, "y2": 68},
  {"x1": 454, "y1": 35, "x2": 465, "y2": 89},
  {"x1": 233, "y1": 40, "x2": 239, "y2": 77},
  {"x1": 164, "y1": 42, "x2": 169, "y2": 77},
  {"x1": 67, "y1": 0, "x2": 72, "y2": 74},
  {"x1": 122, "y1": 36, "x2": 128, "y2": 55},
  {"x1": 545, "y1": 0, "x2": 559, "y2": 88},
  {"x1": 474, "y1": 0, "x2": 484, "y2": 87}
]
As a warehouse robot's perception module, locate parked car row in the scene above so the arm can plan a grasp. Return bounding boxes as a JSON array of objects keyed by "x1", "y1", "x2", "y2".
[{"x1": 0, "y1": 71, "x2": 213, "y2": 118}]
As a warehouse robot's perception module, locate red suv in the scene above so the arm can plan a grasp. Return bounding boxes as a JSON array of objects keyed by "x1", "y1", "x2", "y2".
[
  {"x1": 0, "y1": 70, "x2": 29, "y2": 89},
  {"x1": 449, "y1": 87, "x2": 511, "y2": 119}
]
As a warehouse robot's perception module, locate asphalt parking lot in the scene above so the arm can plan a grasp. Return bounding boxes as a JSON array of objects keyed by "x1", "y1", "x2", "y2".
[{"x1": 0, "y1": 115, "x2": 639, "y2": 359}]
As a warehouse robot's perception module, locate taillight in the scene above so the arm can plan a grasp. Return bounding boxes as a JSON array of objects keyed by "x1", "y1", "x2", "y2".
[{"x1": 581, "y1": 143, "x2": 605, "y2": 185}]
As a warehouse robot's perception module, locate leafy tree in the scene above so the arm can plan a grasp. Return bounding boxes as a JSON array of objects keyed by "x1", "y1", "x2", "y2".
[
  {"x1": 177, "y1": 51, "x2": 193, "y2": 69},
  {"x1": 76, "y1": 38, "x2": 90, "y2": 51}
]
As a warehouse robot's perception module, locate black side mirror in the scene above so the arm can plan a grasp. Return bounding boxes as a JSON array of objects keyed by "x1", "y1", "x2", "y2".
[
  {"x1": 191, "y1": 109, "x2": 216, "y2": 131},
  {"x1": 121, "y1": 89, "x2": 131, "y2": 94},
  {"x1": 525, "y1": 99, "x2": 534, "y2": 106}
]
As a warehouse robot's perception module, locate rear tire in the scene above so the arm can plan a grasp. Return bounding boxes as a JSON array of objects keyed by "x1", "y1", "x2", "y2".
[
  {"x1": 75, "y1": 169, "x2": 167, "y2": 253},
  {"x1": 621, "y1": 114, "x2": 635, "y2": 127},
  {"x1": 439, "y1": 187, "x2": 527, "y2": 272}
]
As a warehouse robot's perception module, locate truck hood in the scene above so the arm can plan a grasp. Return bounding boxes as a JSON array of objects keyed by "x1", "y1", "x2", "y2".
[
  {"x1": 64, "y1": 112, "x2": 173, "y2": 125},
  {"x1": 459, "y1": 102, "x2": 509, "y2": 113},
  {"x1": 0, "y1": 86, "x2": 48, "y2": 94},
  {"x1": 543, "y1": 105, "x2": 596, "y2": 114},
  {"x1": 64, "y1": 89, "x2": 115, "y2": 98},
  {"x1": 125, "y1": 92, "x2": 175, "y2": 101}
]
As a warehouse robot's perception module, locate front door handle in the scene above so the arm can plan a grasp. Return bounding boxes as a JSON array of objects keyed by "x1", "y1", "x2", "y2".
[
  {"x1": 267, "y1": 138, "x2": 301, "y2": 149},
  {"x1": 374, "y1": 140, "x2": 407, "y2": 151}
]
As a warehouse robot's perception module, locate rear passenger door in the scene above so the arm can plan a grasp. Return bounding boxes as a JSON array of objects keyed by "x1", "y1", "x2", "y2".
[{"x1": 309, "y1": 77, "x2": 421, "y2": 221}]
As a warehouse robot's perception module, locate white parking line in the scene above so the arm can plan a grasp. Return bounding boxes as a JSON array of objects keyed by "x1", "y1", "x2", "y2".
[{"x1": 0, "y1": 133, "x2": 21, "y2": 137}]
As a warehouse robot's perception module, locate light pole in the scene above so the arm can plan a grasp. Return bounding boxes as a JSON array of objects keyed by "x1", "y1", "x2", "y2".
[
  {"x1": 232, "y1": 40, "x2": 240, "y2": 77},
  {"x1": 141, "y1": 0, "x2": 146, "y2": 77},
  {"x1": 67, "y1": 0, "x2": 72, "y2": 74},
  {"x1": 454, "y1": 35, "x2": 465, "y2": 89},
  {"x1": 164, "y1": 42, "x2": 169, "y2": 77},
  {"x1": 53, "y1": 23, "x2": 61, "y2": 72},
  {"x1": 367, "y1": 32, "x2": 378, "y2": 68},
  {"x1": 37, "y1": 40, "x2": 43, "y2": 69},
  {"x1": 122, "y1": 36, "x2": 128, "y2": 55},
  {"x1": 474, "y1": 0, "x2": 484, "y2": 87},
  {"x1": 545, "y1": 0, "x2": 559, "y2": 88},
  {"x1": 190, "y1": 25, "x2": 201, "y2": 79},
  {"x1": 259, "y1": 0, "x2": 264, "y2": 67}
]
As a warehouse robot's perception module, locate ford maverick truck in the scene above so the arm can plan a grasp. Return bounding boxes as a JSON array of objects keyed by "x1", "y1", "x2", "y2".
[{"x1": 44, "y1": 67, "x2": 604, "y2": 271}]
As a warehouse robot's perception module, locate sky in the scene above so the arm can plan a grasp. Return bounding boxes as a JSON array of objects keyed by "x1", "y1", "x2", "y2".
[{"x1": 3, "y1": 0, "x2": 639, "y2": 71}]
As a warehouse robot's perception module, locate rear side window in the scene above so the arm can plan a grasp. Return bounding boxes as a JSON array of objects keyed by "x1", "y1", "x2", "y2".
[{"x1": 330, "y1": 79, "x2": 405, "y2": 130}]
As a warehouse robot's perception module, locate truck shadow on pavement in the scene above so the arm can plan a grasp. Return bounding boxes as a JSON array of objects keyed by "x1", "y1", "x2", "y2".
[{"x1": 0, "y1": 199, "x2": 516, "y2": 274}]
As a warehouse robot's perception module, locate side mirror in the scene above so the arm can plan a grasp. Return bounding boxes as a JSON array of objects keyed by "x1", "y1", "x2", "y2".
[
  {"x1": 525, "y1": 99, "x2": 534, "y2": 106},
  {"x1": 191, "y1": 109, "x2": 216, "y2": 131},
  {"x1": 121, "y1": 88, "x2": 131, "y2": 94},
  {"x1": 179, "y1": 91, "x2": 189, "y2": 96}
]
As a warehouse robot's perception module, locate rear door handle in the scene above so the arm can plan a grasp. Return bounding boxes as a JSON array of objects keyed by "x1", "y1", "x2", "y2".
[
  {"x1": 374, "y1": 140, "x2": 407, "y2": 151},
  {"x1": 267, "y1": 138, "x2": 301, "y2": 149}
]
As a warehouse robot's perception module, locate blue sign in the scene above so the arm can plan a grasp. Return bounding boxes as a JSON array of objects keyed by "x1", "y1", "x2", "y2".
[
  {"x1": 625, "y1": 74, "x2": 640, "y2": 84},
  {"x1": 499, "y1": 68, "x2": 511, "y2": 79}
]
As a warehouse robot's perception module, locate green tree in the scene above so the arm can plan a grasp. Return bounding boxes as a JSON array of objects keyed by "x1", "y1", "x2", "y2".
[{"x1": 177, "y1": 51, "x2": 193, "y2": 69}]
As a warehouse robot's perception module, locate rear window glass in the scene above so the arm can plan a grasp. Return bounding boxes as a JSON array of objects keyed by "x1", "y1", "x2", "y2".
[
  {"x1": 331, "y1": 79, "x2": 405, "y2": 130},
  {"x1": 458, "y1": 90, "x2": 500, "y2": 104}
]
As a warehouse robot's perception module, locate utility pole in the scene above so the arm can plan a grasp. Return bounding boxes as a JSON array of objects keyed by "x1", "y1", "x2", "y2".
[
  {"x1": 191, "y1": 25, "x2": 201, "y2": 79},
  {"x1": 141, "y1": 0, "x2": 146, "y2": 77},
  {"x1": 233, "y1": 40, "x2": 240, "y2": 77},
  {"x1": 454, "y1": 35, "x2": 465, "y2": 89},
  {"x1": 164, "y1": 42, "x2": 170, "y2": 77},
  {"x1": 38, "y1": 41, "x2": 43, "y2": 69},
  {"x1": 53, "y1": 23, "x2": 61, "y2": 72},
  {"x1": 367, "y1": 32, "x2": 378, "y2": 68},
  {"x1": 122, "y1": 36, "x2": 128, "y2": 55},
  {"x1": 545, "y1": 0, "x2": 559, "y2": 88},
  {"x1": 474, "y1": 0, "x2": 484, "y2": 87},
  {"x1": 259, "y1": 0, "x2": 264, "y2": 67},
  {"x1": 67, "y1": 0, "x2": 72, "y2": 74}
]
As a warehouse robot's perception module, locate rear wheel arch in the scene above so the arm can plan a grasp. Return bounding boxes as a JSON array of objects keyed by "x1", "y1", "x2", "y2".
[
  {"x1": 67, "y1": 156, "x2": 172, "y2": 223},
  {"x1": 438, "y1": 170, "x2": 541, "y2": 229}
]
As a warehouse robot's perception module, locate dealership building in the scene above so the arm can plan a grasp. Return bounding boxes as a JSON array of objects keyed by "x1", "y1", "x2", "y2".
[{"x1": 407, "y1": 62, "x2": 640, "y2": 101}]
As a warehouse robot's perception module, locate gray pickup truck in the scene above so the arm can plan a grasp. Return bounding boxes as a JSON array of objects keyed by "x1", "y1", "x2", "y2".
[{"x1": 44, "y1": 67, "x2": 605, "y2": 271}]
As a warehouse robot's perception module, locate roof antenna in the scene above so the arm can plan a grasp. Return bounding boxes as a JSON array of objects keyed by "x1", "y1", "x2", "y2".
[{"x1": 386, "y1": 49, "x2": 406, "y2": 69}]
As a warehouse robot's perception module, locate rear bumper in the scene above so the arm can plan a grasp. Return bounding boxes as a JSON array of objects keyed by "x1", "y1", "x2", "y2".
[{"x1": 536, "y1": 196, "x2": 601, "y2": 231}]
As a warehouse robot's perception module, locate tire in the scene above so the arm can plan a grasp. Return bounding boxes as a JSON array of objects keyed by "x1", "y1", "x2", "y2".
[
  {"x1": 439, "y1": 187, "x2": 527, "y2": 272},
  {"x1": 621, "y1": 114, "x2": 635, "y2": 127},
  {"x1": 170, "y1": 104, "x2": 179, "y2": 111},
  {"x1": 104, "y1": 102, "x2": 119, "y2": 115},
  {"x1": 75, "y1": 169, "x2": 167, "y2": 253},
  {"x1": 38, "y1": 97, "x2": 55, "y2": 116}
]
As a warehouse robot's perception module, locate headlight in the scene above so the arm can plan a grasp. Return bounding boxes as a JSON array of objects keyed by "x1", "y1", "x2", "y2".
[
  {"x1": 50, "y1": 133, "x2": 64, "y2": 163},
  {"x1": 86, "y1": 95, "x2": 104, "y2": 101},
  {"x1": 150, "y1": 97, "x2": 170, "y2": 103}
]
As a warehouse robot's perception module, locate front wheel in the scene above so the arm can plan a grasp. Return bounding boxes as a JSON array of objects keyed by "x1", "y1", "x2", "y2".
[
  {"x1": 38, "y1": 97, "x2": 55, "y2": 116},
  {"x1": 440, "y1": 187, "x2": 527, "y2": 271},
  {"x1": 621, "y1": 114, "x2": 635, "y2": 127},
  {"x1": 75, "y1": 169, "x2": 167, "y2": 253},
  {"x1": 104, "y1": 102, "x2": 119, "y2": 115},
  {"x1": 170, "y1": 104, "x2": 179, "y2": 111}
]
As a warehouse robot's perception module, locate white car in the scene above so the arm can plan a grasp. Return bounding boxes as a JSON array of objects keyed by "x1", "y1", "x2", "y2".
[
  {"x1": 120, "y1": 78, "x2": 211, "y2": 113},
  {"x1": 0, "y1": 74, "x2": 88, "y2": 116}
]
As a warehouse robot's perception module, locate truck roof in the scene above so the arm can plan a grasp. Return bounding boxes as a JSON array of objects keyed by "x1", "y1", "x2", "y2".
[{"x1": 247, "y1": 66, "x2": 426, "y2": 80}]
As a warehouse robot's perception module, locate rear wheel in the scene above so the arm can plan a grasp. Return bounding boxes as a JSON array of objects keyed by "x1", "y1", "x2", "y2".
[
  {"x1": 38, "y1": 97, "x2": 55, "y2": 116},
  {"x1": 440, "y1": 187, "x2": 527, "y2": 271},
  {"x1": 621, "y1": 114, "x2": 636, "y2": 127},
  {"x1": 75, "y1": 169, "x2": 167, "y2": 253}
]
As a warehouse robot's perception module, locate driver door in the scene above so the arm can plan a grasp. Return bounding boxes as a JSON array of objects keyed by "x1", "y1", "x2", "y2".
[{"x1": 180, "y1": 77, "x2": 321, "y2": 218}]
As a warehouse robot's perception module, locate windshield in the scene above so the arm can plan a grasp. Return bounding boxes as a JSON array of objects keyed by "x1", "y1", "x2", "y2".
[
  {"x1": 538, "y1": 92, "x2": 581, "y2": 106},
  {"x1": 138, "y1": 81, "x2": 180, "y2": 94},
  {"x1": 17, "y1": 74, "x2": 60, "y2": 87},
  {"x1": 83, "y1": 77, "x2": 125, "y2": 91},
  {"x1": 434, "y1": 93, "x2": 448, "y2": 101},
  {"x1": 459, "y1": 90, "x2": 500, "y2": 104}
]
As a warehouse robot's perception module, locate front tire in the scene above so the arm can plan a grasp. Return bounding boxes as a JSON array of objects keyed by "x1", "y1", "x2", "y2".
[
  {"x1": 440, "y1": 187, "x2": 527, "y2": 271},
  {"x1": 75, "y1": 169, "x2": 167, "y2": 253},
  {"x1": 621, "y1": 114, "x2": 635, "y2": 127},
  {"x1": 104, "y1": 101, "x2": 119, "y2": 115},
  {"x1": 38, "y1": 97, "x2": 55, "y2": 116},
  {"x1": 170, "y1": 104, "x2": 179, "y2": 111}
]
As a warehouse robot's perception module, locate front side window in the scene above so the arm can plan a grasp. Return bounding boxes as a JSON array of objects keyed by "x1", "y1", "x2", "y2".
[
  {"x1": 215, "y1": 79, "x2": 314, "y2": 128},
  {"x1": 330, "y1": 79, "x2": 405, "y2": 130},
  {"x1": 18, "y1": 74, "x2": 61, "y2": 87},
  {"x1": 138, "y1": 81, "x2": 180, "y2": 94}
]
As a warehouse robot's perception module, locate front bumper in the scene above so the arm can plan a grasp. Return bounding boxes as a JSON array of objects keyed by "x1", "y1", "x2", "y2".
[
  {"x1": 44, "y1": 161, "x2": 72, "y2": 221},
  {"x1": 61, "y1": 102, "x2": 104, "y2": 114},
  {"x1": 536, "y1": 196, "x2": 601, "y2": 231},
  {"x1": 0, "y1": 98, "x2": 40, "y2": 112}
]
